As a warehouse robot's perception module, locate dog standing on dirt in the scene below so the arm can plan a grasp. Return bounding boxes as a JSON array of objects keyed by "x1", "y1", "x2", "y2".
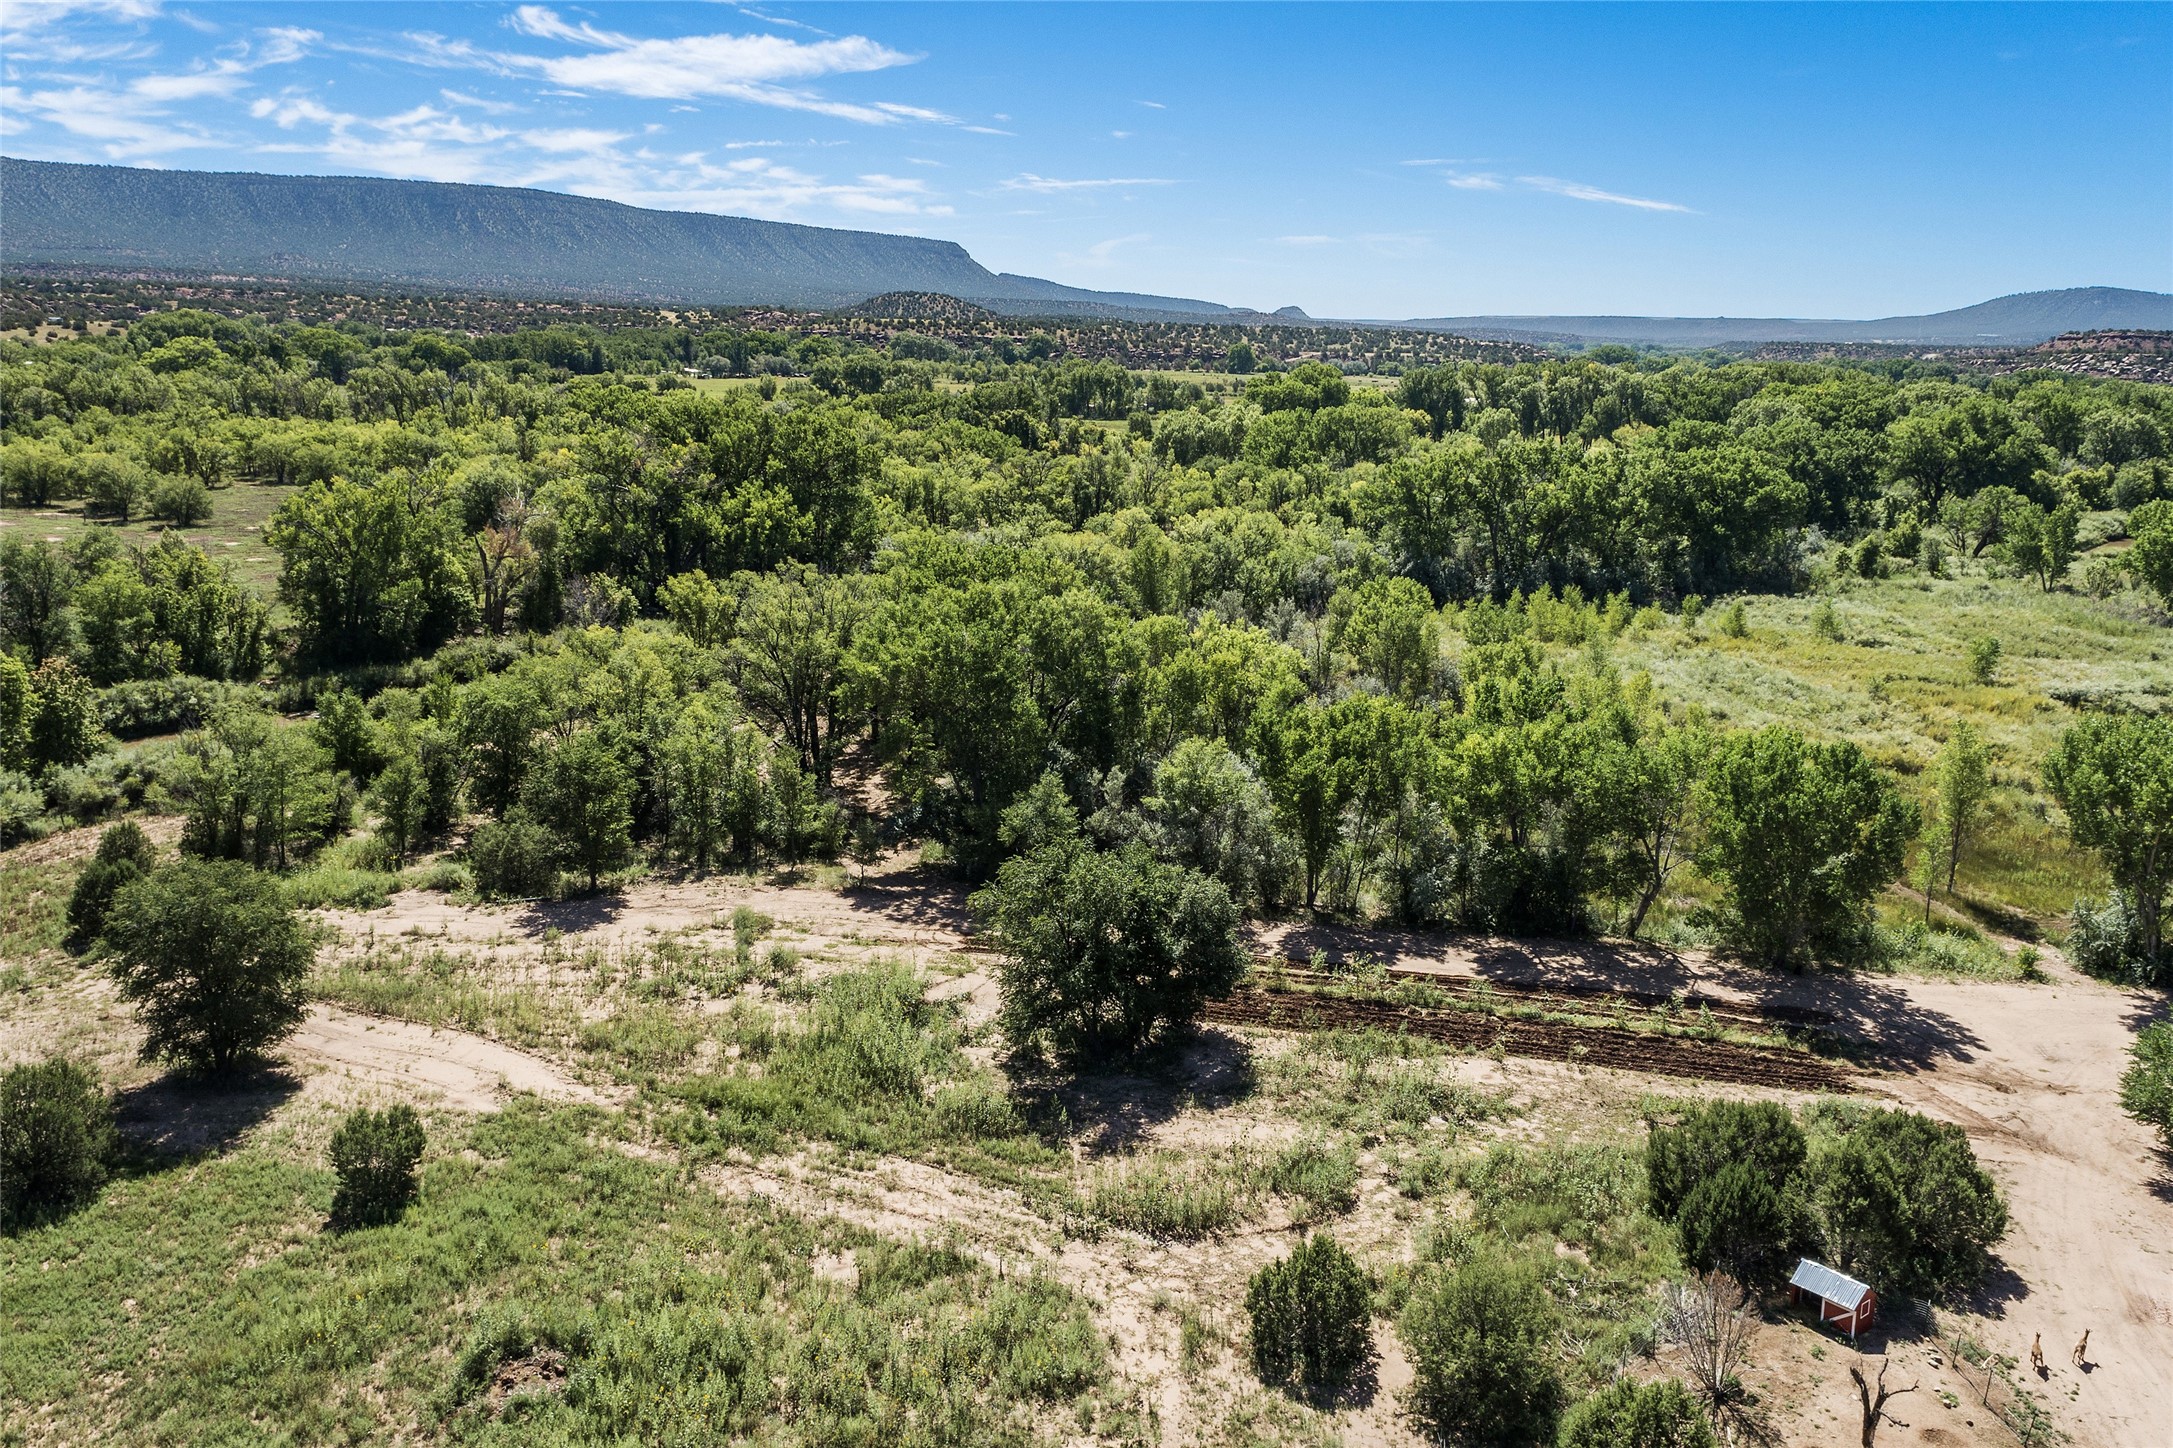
[
  {"x1": 2030, "y1": 1334, "x2": 2047, "y2": 1377},
  {"x1": 2071, "y1": 1330, "x2": 2089, "y2": 1368}
]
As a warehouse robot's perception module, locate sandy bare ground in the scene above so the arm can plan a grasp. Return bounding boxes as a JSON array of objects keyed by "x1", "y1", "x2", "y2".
[
  {"x1": 289, "y1": 1005, "x2": 610, "y2": 1113},
  {"x1": 16, "y1": 839, "x2": 2166, "y2": 1445}
]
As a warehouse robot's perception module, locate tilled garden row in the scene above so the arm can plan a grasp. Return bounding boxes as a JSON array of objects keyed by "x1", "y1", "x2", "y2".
[
  {"x1": 1203, "y1": 985, "x2": 1854, "y2": 1093},
  {"x1": 1255, "y1": 960, "x2": 1827, "y2": 1034}
]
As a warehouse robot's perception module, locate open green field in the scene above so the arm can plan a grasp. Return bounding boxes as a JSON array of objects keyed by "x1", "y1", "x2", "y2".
[
  {"x1": 1613, "y1": 556, "x2": 2169, "y2": 925},
  {"x1": 1, "y1": 478, "x2": 292, "y2": 594}
]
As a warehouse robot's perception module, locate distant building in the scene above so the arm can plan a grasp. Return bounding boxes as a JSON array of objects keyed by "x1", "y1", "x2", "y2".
[{"x1": 1789, "y1": 1258, "x2": 1878, "y2": 1338}]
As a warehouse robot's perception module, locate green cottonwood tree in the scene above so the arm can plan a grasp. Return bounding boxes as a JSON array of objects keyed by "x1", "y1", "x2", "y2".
[
  {"x1": 1697, "y1": 726, "x2": 1916, "y2": 967},
  {"x1": 524, "y1": 728, "x2": 635, "y2": 891},
  {"x1": 2044, "y1": 713, "x2": 2173, "y2": 974},
  {"x1": 105, "y1": 859, "x2": 312, "y2": 1075}
]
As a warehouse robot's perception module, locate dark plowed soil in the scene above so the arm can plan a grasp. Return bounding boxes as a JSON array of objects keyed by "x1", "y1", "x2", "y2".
[{"x1": 1203, "y1": 985, "x2": 1853, "y2": 1093}]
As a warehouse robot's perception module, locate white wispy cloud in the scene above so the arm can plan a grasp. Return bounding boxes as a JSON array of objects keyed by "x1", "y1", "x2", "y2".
[
  {"x1": 1059, "y1": 232, "x2": 1150, "y2": 267},
  {"x1": 1443, "y1": 172, "x2": 1504, "y2": 191},
  {"x1": 1000, "y1": 173, "x2": 1175, "y2": 192},
  {"x1": 1277, "y1": 234, "x2": 1338, "y2": 246},
  {"x1": 484, "y1": 4, "x2": 926, "y2": 124},
  {"x1": 1516, "y1": 174, "x2": 1692, "y2": 212},
  {"x1": 4, "y1": 81, "x2": 220, "y2": 157},
  {"x1": 440, "y1": 87, "x2": 519, "y2": 115}
]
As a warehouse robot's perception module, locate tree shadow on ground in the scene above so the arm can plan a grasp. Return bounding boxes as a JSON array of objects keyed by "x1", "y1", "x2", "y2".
[
  {"x1": 514, "y1": 890, "x2": 626, "y2": 937},
  {"x1": 1963, "y1": 1260, "x2": 2035, "y2": 1321},
  {"x1": 1014, "y1": 1027, "x2": 1257, "y2": 1159},
  {"x1": 838, "y1": 864, "x2": 975, "y2": 938},
  {"x1": 112, "y1": 1063, "x2": 300, "y2": 1159}
]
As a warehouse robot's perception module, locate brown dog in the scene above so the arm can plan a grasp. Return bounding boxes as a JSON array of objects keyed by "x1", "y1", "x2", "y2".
[
  {"x1": 2072, "y1": 1330, "x2": 2089, "y2": 1368},
  {"x1": 2030, "y1": 1334, "x2": 2047, "y2": 1377}
]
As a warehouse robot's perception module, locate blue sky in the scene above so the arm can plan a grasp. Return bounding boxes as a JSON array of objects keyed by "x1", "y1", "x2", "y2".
[{"x1": 4, "y1": 1, "x2": 2168, "y2": 319}]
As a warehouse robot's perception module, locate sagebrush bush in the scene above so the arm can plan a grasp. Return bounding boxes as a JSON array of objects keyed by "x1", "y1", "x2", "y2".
[
  {"x1": 1557, "y1": 1376, "x2": 1718, "y2": 1448},
  {"x1": 1246, "y1": 1232, "x2": 1371, "y2": 1394},
  {"x1": 329, "y1": 1103, "x2": 427, "y2": 1228},
  {"x1": 468, "y1": 819, "x2": 560, "y2": 899},
  {"x1": 0, "y1": 1057, "x2": 117, "y2": 1231}
]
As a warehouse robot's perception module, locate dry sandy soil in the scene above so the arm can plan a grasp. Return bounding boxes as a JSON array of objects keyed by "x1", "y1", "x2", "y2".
[{"x1": 8, "y1": 853, "x2": 2168, "y2": 1447}]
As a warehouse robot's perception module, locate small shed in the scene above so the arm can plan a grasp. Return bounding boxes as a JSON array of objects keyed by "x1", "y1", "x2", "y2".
[{"x1": 1789, "y1": 1258, "x2": 1877, "y2": 1338}]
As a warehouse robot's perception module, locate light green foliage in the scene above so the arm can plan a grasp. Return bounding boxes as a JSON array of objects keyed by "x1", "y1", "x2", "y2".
[
  {"x1": 1145, "y1": 736, "x2": 1294, "y2": 910},
  {"x1": 523, "y1": 727, "x2": 635, "y2": 890},
  {"x1": 1401, "y1": 1251, "x2": 1564, "y2": 1447},
  {"x1": 1966, "y1": 635, "x2": 2002, "y2": 683},
  {"x1": 0, "y1": 1102, "x2": 1108, "y2": 1443},
  {"x1": 2043, "y1": 713, "x2": 2173, "y2": 976},
  {"x1": 1933, "y1": 722, "x2": 1990, "y2": 894},
  {"x1": 105, "y1": 858, "x2": 312, "y2": 1074},
  {"x1": 1697, "y1": 726, "x2": 1917, "y2": 966},
  {"x1": 171, "y1": 702, "x2": 346, "y2": 869},
  {"x1": 1557, "y1": 1377, "x2": 1718, "y2": 1448},
  {"x1": 26, "y1": 657, "x2": 101, "y2": 770},
  {"x1": 2119, "y1": 1022, "x2": 2173, "y2": 1150},
  {"x1": 2128, "y1": 498, "x2": 2173, "y2": 605}
]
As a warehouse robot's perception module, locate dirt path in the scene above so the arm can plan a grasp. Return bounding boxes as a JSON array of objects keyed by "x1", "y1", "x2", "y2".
[
  {"x1": 1844, "y1": 964, "x2": 2173, "y2": 1448},
  {"x1": 291, "y1": 1005, "x2": 610, "y2": 1113}
]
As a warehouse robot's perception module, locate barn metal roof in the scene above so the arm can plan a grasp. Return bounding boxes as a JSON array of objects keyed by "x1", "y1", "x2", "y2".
[{"x1": 1790, "y1": 1258, "x2": 1872, "y2": 1310}]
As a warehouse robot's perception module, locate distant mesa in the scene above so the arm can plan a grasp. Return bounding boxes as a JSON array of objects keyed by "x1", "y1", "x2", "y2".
[
  {"x1": 0, "y1": 157, "x2": 1249, "y2": 323},
  {"x1": 1390, "y1": 288, "x2": 2173, "y2": 348},
  {"x1": 3, "y1": 157, "x2": 2166, "y2": 347}
]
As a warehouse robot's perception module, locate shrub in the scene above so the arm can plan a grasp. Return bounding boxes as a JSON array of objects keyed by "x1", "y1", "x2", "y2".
[
  {"x1": 105, "y1": 858, "x2": 313, "y2": 1074},
  {"x1": 0, "y1": 1057, "x2": 117, "y2": 1231},
  {"x1": 1401, "y1": 1252, "x2": 1562, "y2": 1446},
  {"x1": 149, "y1": 474, "x2": 213, "y2": 527},
  {"x1": 64, "y1": 819, "x2": 158, "y2": 950},
  {"x1": 2120, "y1": 1021, "x2": 2173, "y2": 1151},
  {"x1": 1645, "y1": 1100, "x2": 1805, "y2": 1223},
  {"x1": 1804, "y1": 1105, "x2": 2007, "y2": 1300},
  {"x1": 972, "y1": 838, "x2": 1245, "y2": 1059},
  {"x1": 932, "y1": 1080, "x2": 1024, "y2": 1140},
  {"x1": 1557, "y1": 1377, "x2": 1719, "y2": 1448},
  {"x1": 97, "y1": 675, "x2": 233, "y2": 739},
  {"x1": 1716, "y1": 601, "x2": 1747, "y2": 639},
  {"x1": 2066, "y1": 890, "x2": 2148, "y2": 983},
  {"x1": 328, "y1": 1103, "x2": 426, "y2": 1228},
  {"x1": 1269, "y1": 1136, "x2": 1359, "y2": 1221},
  {"x1": 1966, "y1": 636, "x2": 2001, "y2": 684},
  {"x1": 468, "y1": 819, "x2": 560, "y2": 899},
  {"x1": 1675, "y1": 1163, "x2": 1793, "y2": 1286},
  {"x1": 1246, "y1": 1232, "x2": 1371, "y2": 1394}
]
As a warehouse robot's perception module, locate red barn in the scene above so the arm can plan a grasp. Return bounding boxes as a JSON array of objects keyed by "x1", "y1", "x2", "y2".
[{"x1": 1789, "y1": 1258, "x2": 1878, "y2": 1338}]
